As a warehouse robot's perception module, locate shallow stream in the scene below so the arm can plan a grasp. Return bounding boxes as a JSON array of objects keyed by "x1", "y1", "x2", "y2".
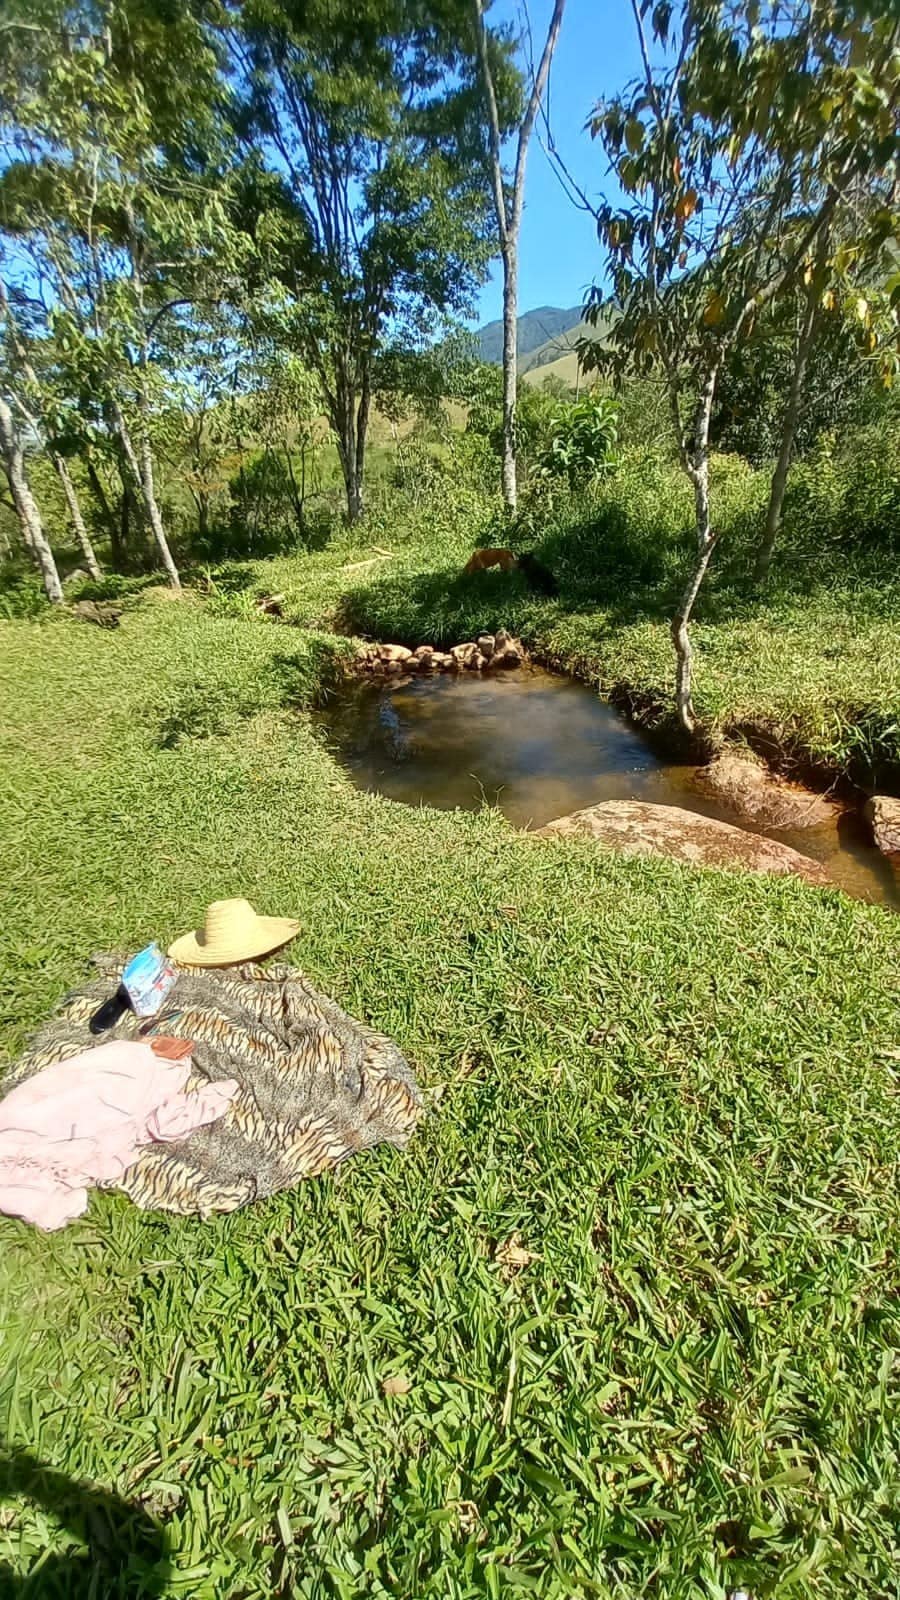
[{"x1": 316, "y1": 665, "x2": 897, "y2": 907}]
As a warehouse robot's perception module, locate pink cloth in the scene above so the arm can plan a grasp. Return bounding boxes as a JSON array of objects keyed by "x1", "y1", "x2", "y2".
[{"x1": 0, "y1": 1040, "x2": 238, "y2": 1230}]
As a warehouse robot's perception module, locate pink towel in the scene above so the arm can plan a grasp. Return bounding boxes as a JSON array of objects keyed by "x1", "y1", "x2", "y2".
[{"x1": 0, "y1": 1040, "x2": 238, "y2": 1230}]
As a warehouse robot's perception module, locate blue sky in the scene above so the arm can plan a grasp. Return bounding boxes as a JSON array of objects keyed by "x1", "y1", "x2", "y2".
[{"x1": 474, "y1": 0, "x2": 642, "y2": 325}]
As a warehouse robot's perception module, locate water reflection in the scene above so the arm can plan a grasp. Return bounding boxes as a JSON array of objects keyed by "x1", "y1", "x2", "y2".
[{"x1": 316, "y1": 665, "x2": 897, "y2": 907}]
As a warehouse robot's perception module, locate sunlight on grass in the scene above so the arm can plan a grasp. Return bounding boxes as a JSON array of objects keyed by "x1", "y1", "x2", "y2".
[{"x1": 1, "y1": 597, "x2": 898, "y2": 1597}]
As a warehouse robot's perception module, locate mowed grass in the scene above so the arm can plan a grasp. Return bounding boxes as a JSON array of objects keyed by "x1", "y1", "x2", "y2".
[{"x1": 1, "y1": 596, "x2": 899, "y2": 1599}]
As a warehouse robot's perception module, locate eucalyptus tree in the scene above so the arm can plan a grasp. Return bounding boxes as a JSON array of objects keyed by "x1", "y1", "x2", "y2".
[
  {"x1": 472, "y1": 0, "x2": 566, "y2": 512},
  {"x1": 0, "y1": 0, "x2": 242, "y2": 588},
  {"x1": 228, "y1": 0, "x2": 516, "y2": 522},
  {"x1": 583, "y1": 0, "x2": 900, "y2": 733}
]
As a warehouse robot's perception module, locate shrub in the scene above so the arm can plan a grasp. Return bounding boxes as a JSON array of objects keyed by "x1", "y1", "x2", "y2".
[{"x1": 535, "y1": 394, "x2": 619, "y2": 489}]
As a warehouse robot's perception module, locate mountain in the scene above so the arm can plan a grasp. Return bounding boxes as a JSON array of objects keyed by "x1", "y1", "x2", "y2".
[
  {"x1": 521, "y1": 308, "x2": 614, "y2": 390},
  {"x1": 474, "y1": 304, "x2": 584, "y2": 366},
  {"x1": 521, "y1": 318, "x2": 593, "y2": 376}
]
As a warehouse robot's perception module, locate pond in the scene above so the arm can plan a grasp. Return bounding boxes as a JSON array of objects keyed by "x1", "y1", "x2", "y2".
[{"x1": 316, "y1": 664, "x2": 897, "y2": 907}]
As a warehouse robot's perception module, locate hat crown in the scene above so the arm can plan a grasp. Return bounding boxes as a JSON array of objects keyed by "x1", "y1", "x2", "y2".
[{"x1": 204, "y1": 898, "x2": 257, "y2": 943}]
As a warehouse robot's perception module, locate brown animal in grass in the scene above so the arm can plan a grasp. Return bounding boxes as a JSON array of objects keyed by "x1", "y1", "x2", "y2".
[
  {"x1": 463, "y1": 548, "x2": 518, "y2": 575},
  {"x1": 463, "y1": 547, "x2": 559, "y2": 597}
]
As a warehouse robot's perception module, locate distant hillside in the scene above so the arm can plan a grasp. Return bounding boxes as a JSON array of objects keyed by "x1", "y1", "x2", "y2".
[
  {"x1": 522, "y1": 309, "x2": 613, "y2": 391},
  {"x1": 475, "y1": 304, "x2": 583, "y2": 366},
  {"x1": 521, "y1": 318, "x2": 593, "y2": 375}
]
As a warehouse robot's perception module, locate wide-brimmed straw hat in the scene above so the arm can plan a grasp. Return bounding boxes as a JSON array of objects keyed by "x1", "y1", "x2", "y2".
[{"x1": 168, "y1": 898, "x2": 300, "y2": 968}]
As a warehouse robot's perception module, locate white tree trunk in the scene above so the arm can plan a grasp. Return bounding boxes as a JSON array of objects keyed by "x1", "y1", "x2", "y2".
[
  {"x1": 500, "y1": 239, "x2": 519, "y2": 512},
  {"x1": 109, "y1": 401, "x2": 180, "y2": 588},
  {"x1": 53, "y1": 454, "x2": 102, "y2": 581},
  {"x1": 0, "y1": 395, "x2": 63, "y2": 603},
  {"x1": 672, "y1": 469, "x2": 716, "y2": 735},
  {"x1": 473, "y1": 0, "x2": 566, "y2": 515},
  {"x1": 671, "y1": 368, "x2": 719, "y2": 735}
]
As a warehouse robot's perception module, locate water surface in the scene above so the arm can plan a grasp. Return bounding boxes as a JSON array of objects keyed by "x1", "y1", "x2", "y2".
[{"x1": 316, "y1": 665, "x2": 897, "y2": 907}]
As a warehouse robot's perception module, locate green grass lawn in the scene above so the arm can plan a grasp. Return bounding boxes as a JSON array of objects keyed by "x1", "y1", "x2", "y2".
[{"x1": 1, "y1": 591, "x2": 899, "y2": 1598}]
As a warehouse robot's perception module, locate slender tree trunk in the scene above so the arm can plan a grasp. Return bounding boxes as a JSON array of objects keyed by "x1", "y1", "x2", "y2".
[
  {"x1": 354, "y1": 370, "x2": 371, "y2": 521},
  {"x1": 0, "y1": 395, "x2": 63, "y2": 603},
  {"x1": 755, "y1": 291, "x2": 821, "y2": 583},
  {"x1": 118, "y1": 480, "x2": 132, "y2": 569},
  {"x1": 85, "y1": 452, "x2": 121, "y2": 563},
  {"x1": 671, "y1": 369, "x2": 719, "y2": 735},
  {"x1": 672, "y1": 468, "x2": 717, "y2": 735},
  {"x1": 282, "y1": 446, "x2": 306, "y2": 540},
  {"x1": 473, "y1": 0, "x2": 566, "y2": 514},
  {"x1": 108, "y1": 402, "x2": 180, "y2": 588},
  {"x1": 52, "y1": 454, "x2": 102, "y2": 580},
  {"x1": 500, "y1": 240, "x2": 519, "y2": 511},
  {"x1": 333, "y1": 383, "x2": 362, "y2": 524}
]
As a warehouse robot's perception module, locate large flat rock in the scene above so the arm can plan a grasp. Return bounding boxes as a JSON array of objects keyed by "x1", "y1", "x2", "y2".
[{"x1": 537, "y1": 800, "x2": 830, "y2": 885}]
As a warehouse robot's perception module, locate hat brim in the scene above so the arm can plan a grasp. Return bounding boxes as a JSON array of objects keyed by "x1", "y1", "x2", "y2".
[{"x1": 168, "y1": 917, "x2": 300, "y2": 968}]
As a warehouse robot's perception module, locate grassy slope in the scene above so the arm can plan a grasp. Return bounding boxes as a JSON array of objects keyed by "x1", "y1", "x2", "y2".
[{"x1": 1, "y1": 594, "x2": 898, "y2": 1599}]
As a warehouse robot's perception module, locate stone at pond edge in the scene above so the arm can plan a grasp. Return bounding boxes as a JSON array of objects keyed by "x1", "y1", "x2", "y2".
[
  {"x1": 537, "y1": 801, "x2": 829, "y2": 886},
  {"x1": 354, "y1": 634, "x2": 524, "y2": 676},
  {"x1": 865, "y1": 796, "x2": 900, "y2": 860},
  {"x1": 696, "y1": 753, "x2": 839, "y2": 830},
  {"x1": 490, "y1": 641, "x2": 523, "y2": 669},
  {"x1": 451, "y1": 642, "x2": 482, "y2": 670}
]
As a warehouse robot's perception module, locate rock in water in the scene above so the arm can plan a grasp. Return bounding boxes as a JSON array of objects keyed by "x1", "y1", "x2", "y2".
[
  {"x1": 476, "y1": 633, "x2": 495, "y2": 660},
  {"x1": 377, "y1": 643, "x2": 412, "y2": 665},
  {"x1": 451, "y1": 642, "x2": 480, "y2": 670},
  {"x1": 490, "y1": 636, "x2": 523, "y2": 669},
  {"x1": 696, "y1": 753, "x2": 838, "y2": 829},
  {"x1": 865, "y1": 796, "x2": 900, "y2": 859},
  {"x1": 537, "y1": 801, "x2": 829, "y2": 885}
]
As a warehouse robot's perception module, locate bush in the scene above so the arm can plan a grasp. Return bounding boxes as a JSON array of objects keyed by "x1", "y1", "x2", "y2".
[
  {"x1": 785, "y1": 420, "x2": 900, "y2": 555},
  {"x1": 535, "y1": 394, "x2": 619, "y2": 489}
]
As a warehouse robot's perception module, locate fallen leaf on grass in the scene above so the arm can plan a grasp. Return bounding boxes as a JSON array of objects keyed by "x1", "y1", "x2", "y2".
[
  {"x1": 495, "y1": 1233, "x2": 537, "y2": 1275},
  {"x1": 382, "y1": 1374, "x2": 412, "y2": 1397},
  {"x1": 454, "y1": 1499, "x2": 482, "y2": 1537}
]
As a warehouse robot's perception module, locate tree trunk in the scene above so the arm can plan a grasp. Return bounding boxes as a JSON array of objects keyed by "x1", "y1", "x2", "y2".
[
  {"x1": 0, "y1": 395, "x2": 63, "y2": 603},
  {"x1": 333, "y1": 380, "x2": 363, "y2": 524},
  {"x1": 85, "y1": 452, "x2": 121, "y2": 565},
  {"x1": 118, "y1": 476, "x2": 133, "y2": 570},
  {"x1": 671, "y1": 369, "x2": 719, "y2": 735},
  {"x1": 53, "y1": 454, "x2": 102, "y2": 580},
  {"x1": 354, "y1": 370, "x2": 371, "y2": 522},
  {"x1": 500, "y1": 240, "x2": 519, "y2": 513},
  {"x1": 671, "y1": 472, "x2": 717, "y2": 735},
  {"x1": 472, "y1": 0, "x2": 565, "y2": 514},
  {"x1": 282, "y1": 446, "x2": 306, "y2": 541},
  {"x1": 755, "y1": 290, "x2": 820, "y2": 583},
  {"x1": 109, "y1": 402, "x2": 180, "y2": 588}
]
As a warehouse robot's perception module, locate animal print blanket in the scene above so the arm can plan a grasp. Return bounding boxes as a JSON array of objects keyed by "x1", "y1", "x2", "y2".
[{"x1": 4, "y1": 957, "x2": 422, "y2": 1217}]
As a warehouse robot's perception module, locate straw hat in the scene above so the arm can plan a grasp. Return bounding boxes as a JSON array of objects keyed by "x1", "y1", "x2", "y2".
[{"x1": 168, "y1": 898, "x2": 300, "y2": 967}]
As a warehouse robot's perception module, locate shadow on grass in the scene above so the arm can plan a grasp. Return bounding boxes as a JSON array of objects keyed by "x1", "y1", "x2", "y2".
[
  {"x1": 341, "y1": 502, "x2": 886, "y2": 649},
  {"x1": 0, "y1": 1449, "x2": 170, "y2": 1597}
]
